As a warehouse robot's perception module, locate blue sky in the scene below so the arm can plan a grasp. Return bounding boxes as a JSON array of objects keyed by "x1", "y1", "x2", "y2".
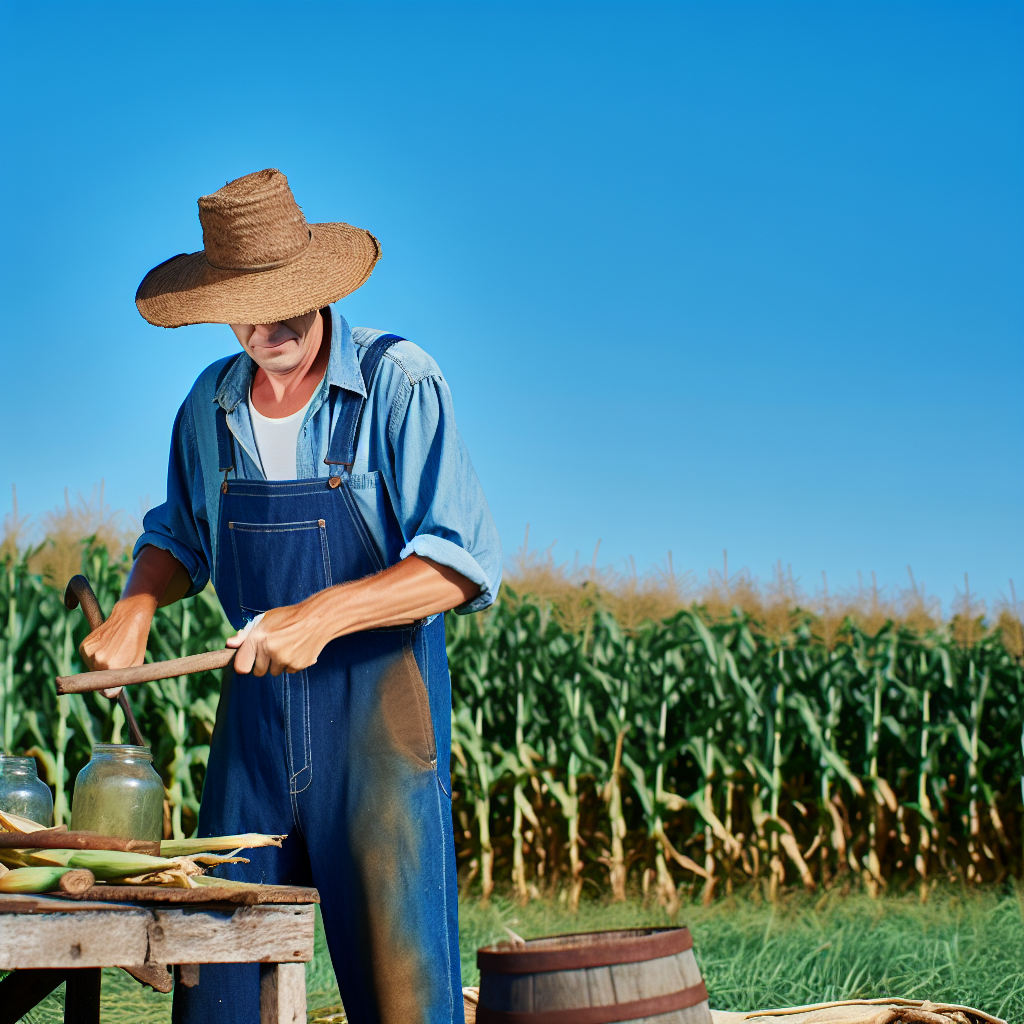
[{"x1": 0, "y1": 1, "x2": 1021, "y2": 610}]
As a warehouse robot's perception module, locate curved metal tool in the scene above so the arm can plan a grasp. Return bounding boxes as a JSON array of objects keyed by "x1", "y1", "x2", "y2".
[{"x1": 63, "y1": 574, "x2": 145, "y2": 747}]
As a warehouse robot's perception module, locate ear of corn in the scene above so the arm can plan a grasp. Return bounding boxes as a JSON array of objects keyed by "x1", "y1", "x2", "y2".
[
  {"x1": 65, "y1": 849, "x2": 179, "y2": 879},
  {"x1": 0, "y1": 865, "x2": 94, "y2": 894},
  {"x1": 0, "y1": 847, "x2": 75, "y2": 868},
  {"x1": 158, "y1": 833, "x2": 284, "y2": 856}
]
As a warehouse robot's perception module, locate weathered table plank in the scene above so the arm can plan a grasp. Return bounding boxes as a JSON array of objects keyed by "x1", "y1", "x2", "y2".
[
  {"x1": 149, "y1": 905, "x2": 315, "y2": 964},
  {"x1": 0, "y1": 908, "x2": 151, "y2": 968},
  {"x1": 1, "y1": 896, "x2": 316, "y2": 1023},
  {"x1": 63, "y1": 883, "x2": 320, "y2": 905},
  {"x1": 0, "y1": 903, "x2": 315, "y2": 969},
  {"x1": 0, "y1": 894, "x2": 129, "y2": 914}
]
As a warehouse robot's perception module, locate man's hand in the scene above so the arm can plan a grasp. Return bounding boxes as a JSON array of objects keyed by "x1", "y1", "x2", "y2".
[
  {"x1": 227, "y1": 606, "x2": 326, "y2": 677},
  {"x1": 79, "y1": 545, "x2": 191, "y2": 698},
  {"x1": 80, "y1": 595, "x2": 157, "y2": 696},
  {"x1": 228, "y1": 554, "x2": 480, "y2": 678}
]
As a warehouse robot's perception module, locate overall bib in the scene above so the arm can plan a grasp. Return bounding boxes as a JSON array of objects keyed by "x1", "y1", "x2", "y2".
[{"x1": 173, "y1": 336, "x2": 464, "y2": 1024}]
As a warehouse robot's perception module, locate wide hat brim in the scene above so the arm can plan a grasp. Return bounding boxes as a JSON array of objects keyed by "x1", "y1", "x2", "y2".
[{"x1": 136, "y1": 222, "x2": 380, "y2": 327}]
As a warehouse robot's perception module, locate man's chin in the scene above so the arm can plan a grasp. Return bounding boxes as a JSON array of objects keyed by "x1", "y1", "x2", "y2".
[{"x1": 250, "y1": 347, "x2": 302, "y2": 374}]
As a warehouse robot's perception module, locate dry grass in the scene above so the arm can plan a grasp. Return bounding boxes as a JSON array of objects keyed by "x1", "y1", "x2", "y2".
[
  {"x1": 2, "y1": 484, "x2": 133, "y2": 586},
  {"x1": 3, "y1": 494, "x2": 1015, "y2": 644},
  {"x1": 951, "y1": 573, "x2": 987, "y2": 650},
  {"x1": 505, "y1": 531, "x2": 1012, "y2": 641},
  {"x1": 994, "y1": 581, "x2": 1024, "y2": 660}
]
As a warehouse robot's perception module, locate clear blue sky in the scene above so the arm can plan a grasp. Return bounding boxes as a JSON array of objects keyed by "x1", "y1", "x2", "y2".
[{"x1": 1, "y1": 1, "x2": 1021, "y2": 610}]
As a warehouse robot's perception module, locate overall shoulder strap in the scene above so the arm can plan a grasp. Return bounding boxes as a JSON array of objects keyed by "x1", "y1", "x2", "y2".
[
  {"x1": 214, "y1": 354, "x2": 244, "y2": 475},
  {"x1": 326, "y1": 334, "x2": 405, "y2": 470}
]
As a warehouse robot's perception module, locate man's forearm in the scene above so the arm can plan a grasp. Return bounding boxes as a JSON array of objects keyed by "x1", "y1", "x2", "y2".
[
  {"x1": 229, "y1": 554, "x2": 480, "y2": 677},
  {"x1": 310, "y1": 554, "x2": 479, "y2": 638},
  {"x1": 123, "y1": 545, "x2": 193, "y2": 608}
]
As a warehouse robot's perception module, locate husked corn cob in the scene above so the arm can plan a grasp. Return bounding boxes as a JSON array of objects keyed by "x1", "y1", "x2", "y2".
[{"x1": 0, "y1": 866, "x2": 96, "y2": 894}]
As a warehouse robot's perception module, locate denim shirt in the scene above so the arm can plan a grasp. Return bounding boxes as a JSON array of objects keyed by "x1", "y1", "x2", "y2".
[{"x1": 134, "y1": 306, "x2": 502, "y2": 614}]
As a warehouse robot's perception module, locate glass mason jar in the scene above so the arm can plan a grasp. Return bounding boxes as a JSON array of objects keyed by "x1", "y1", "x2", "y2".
[
  {"x1": 0, "y1": 755, "x2": 54, "y2": 826},
  {"x1": 70, "y1": 744, "x2": 164, "y2": 840}
]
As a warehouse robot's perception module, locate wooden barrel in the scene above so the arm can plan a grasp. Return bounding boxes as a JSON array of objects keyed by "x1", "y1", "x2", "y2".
[{"x1": 476, "y1": 927, "x2": 712, "y2": 1024}]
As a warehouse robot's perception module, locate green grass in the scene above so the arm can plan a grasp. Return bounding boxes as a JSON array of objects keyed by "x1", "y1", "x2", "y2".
[
  {"x1": 9, "y1": 888, "x2": 1024, "y2": 1022},
  {"x1": 460, "y1": 886, "x2": 1024, "y2": 1021}
]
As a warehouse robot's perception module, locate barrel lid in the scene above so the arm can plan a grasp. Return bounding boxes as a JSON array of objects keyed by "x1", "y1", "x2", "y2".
[{"x1": 476, "y1": 926, "x2": 693, "y2": 974}]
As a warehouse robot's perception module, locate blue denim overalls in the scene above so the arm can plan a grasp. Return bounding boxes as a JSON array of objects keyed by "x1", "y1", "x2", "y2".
[{"x1": 173, "y1": 336, "x2": 464, "y2": 1024}]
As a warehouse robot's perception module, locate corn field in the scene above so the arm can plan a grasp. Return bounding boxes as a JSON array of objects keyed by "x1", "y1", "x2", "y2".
[
  {"x1": 2, "y1": 525, "x2": 1023, "y2": 906},
  {"x1": 447, "y1": 583, "x2": 1024, "y2": 912}
]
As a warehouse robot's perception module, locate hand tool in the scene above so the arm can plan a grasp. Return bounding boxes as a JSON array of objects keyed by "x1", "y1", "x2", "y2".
[
  {"x1": 55, "y1": 649, "x2": 235, "y2": 696},
  {"x1": 62, "y1": 575, "x2": 146, "y2": 746}
]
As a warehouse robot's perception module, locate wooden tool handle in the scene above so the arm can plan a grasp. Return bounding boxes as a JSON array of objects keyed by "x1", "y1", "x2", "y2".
[
  {"x1": 63, "y1": 574, "x2": 105, "y2": 632},
  {"x1": 0, "y1": 830, "x2": 161, "y2": 854},
  {"x1": 56, "y1": 649, "x2": 236, "y2": 694}
]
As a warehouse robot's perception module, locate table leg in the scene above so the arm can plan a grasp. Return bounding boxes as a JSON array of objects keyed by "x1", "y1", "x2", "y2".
[
  {"x1": 259, "y1": 962, "x2": 307, "y2": 1024},
  {"x1": 0, "y1": 969, "x2": 68, "y2": 1024},
  {"x1": 64, "y1": 967, "x2": 101, "y2": 1024}
]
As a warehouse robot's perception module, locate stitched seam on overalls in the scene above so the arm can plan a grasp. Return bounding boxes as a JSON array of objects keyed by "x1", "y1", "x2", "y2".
[
  {"x1": 318, "y1": 521, "x2": 333, "y2": 588},
  {"x1": 228, "y1": 527, "x2": 248, "y2": 620},
  {"x1": 231, "y1": 520, "x2": 325, "y2": 532},
  {"x1": 338, "y1": 482, "x2": 386, "y2": 572},
  {"x1": 286, "y1": 671, "x2": 313, "y2": 798},
  {"x1": 420, "y1": 623, "x2": 455, "y2": 1022},
  {"x1": 293, "y1": 671, "x2": 313, "y2": 796},
  {"x1": 402, "y1": 630, "x2": 437, "y2": 770}
]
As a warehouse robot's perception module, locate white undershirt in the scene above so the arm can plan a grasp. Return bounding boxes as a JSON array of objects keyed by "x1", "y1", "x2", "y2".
[{"x1": 248, "y1": 387, "x2": 317, "y2": 481}]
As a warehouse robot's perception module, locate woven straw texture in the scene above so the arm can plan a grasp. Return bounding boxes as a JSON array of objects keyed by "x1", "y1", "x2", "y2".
[
  {"x1": 136, "y1": 169, "x2": 379, "y2": 327},
  {"x1": 461, "y1": 992, "x2": 1004, "y2": 1024},
  {"x1": 708, "y1": 999, "x2": 1004, "y2": 1024}
]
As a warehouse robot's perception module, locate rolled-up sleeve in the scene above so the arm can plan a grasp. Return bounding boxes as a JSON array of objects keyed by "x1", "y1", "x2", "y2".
[
  {"x1": 388, "y1": 372, "x2": 502, "y2": 613},
  {"x1": 132, "y1": 399, "x2": 212, "y2": 597}
]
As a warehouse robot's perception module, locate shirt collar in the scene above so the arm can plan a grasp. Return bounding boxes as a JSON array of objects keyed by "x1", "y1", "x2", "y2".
[{"x1": 214, "y1": 306, "x2": 365, "y2": 412}]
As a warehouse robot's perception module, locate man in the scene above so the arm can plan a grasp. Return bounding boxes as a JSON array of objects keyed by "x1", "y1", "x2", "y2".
[{"x1": 82, "y1": 169, "x2": 501, "y2": 1024}]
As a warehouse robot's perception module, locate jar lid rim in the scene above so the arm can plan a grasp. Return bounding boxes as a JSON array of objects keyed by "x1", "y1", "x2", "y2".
[{"x1": 92, "y1": 743, "x2": 153, "y2": 758}]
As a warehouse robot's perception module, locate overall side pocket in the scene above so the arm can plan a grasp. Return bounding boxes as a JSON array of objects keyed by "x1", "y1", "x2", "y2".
[{"x1": 378, "y1": 632, "x2": 437, "y2": 773}]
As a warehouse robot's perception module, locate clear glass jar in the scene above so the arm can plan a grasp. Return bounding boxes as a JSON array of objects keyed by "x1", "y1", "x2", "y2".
[
  {"x1": 70, "y1": 744, "x2": 164, "y2": 840},
  {"x1": 0, "y1": 755, "x2": 54, "y2": 826}
]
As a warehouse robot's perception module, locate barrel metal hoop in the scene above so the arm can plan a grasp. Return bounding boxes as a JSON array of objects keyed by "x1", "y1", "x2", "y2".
[
  {"x1": 475, "y1": 980, "x2": 708, "y2": 1024},
  {"x1": 477, "y1": 927, "x2": 693, "y2": 974}
]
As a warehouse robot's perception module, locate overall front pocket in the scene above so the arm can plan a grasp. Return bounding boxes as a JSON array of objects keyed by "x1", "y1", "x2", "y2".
[{"x1": 228, "y1": 519, "x2": 333, "y2": 615}]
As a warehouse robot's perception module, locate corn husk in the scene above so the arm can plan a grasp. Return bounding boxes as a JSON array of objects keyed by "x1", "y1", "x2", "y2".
[
  {"x1": 119, "y1": 854, "x2": 250, "y2": 889},
  {"x1": 0, "y1": 848, "x2": 75, "y2": 869},
  {"x1": 182, "y1": 853, "x2": 250, "y2": 868},
  {"x1": 190, "y1": 875, "x2": 270, "y2": 891},
  {"x1": 65, "y1": 849, "x2": 179, "y2": 880},
  {"x1": 0, "y1": 810, "x2": 62, "y2": 834},
  {"x1": 0, "y1": 866, "x2": 94, "y2": 894},
  {"x1": 158, "y1": 833, "x2": 284, "y2": 857}
]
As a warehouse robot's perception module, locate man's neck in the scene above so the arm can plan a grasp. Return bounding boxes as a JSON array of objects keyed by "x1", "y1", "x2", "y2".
[{"x1": 250, "y1": 311, "x2": 331, "y2": 418}]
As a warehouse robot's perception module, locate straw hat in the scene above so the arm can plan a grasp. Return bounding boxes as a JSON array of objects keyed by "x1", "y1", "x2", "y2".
[{"x1": 136, "y1": 169, "x2": 380, "y2": 327}]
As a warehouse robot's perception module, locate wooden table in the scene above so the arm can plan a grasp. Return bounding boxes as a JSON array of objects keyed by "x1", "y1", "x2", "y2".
[{"x1": 0, "y1": 884, "x2": 319, "y2": 1024}]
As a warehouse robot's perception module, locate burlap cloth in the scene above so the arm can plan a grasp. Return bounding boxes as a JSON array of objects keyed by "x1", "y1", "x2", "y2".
[{"x1": 460, "y1": 990, "x2": 1004, "y2": 1024}]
